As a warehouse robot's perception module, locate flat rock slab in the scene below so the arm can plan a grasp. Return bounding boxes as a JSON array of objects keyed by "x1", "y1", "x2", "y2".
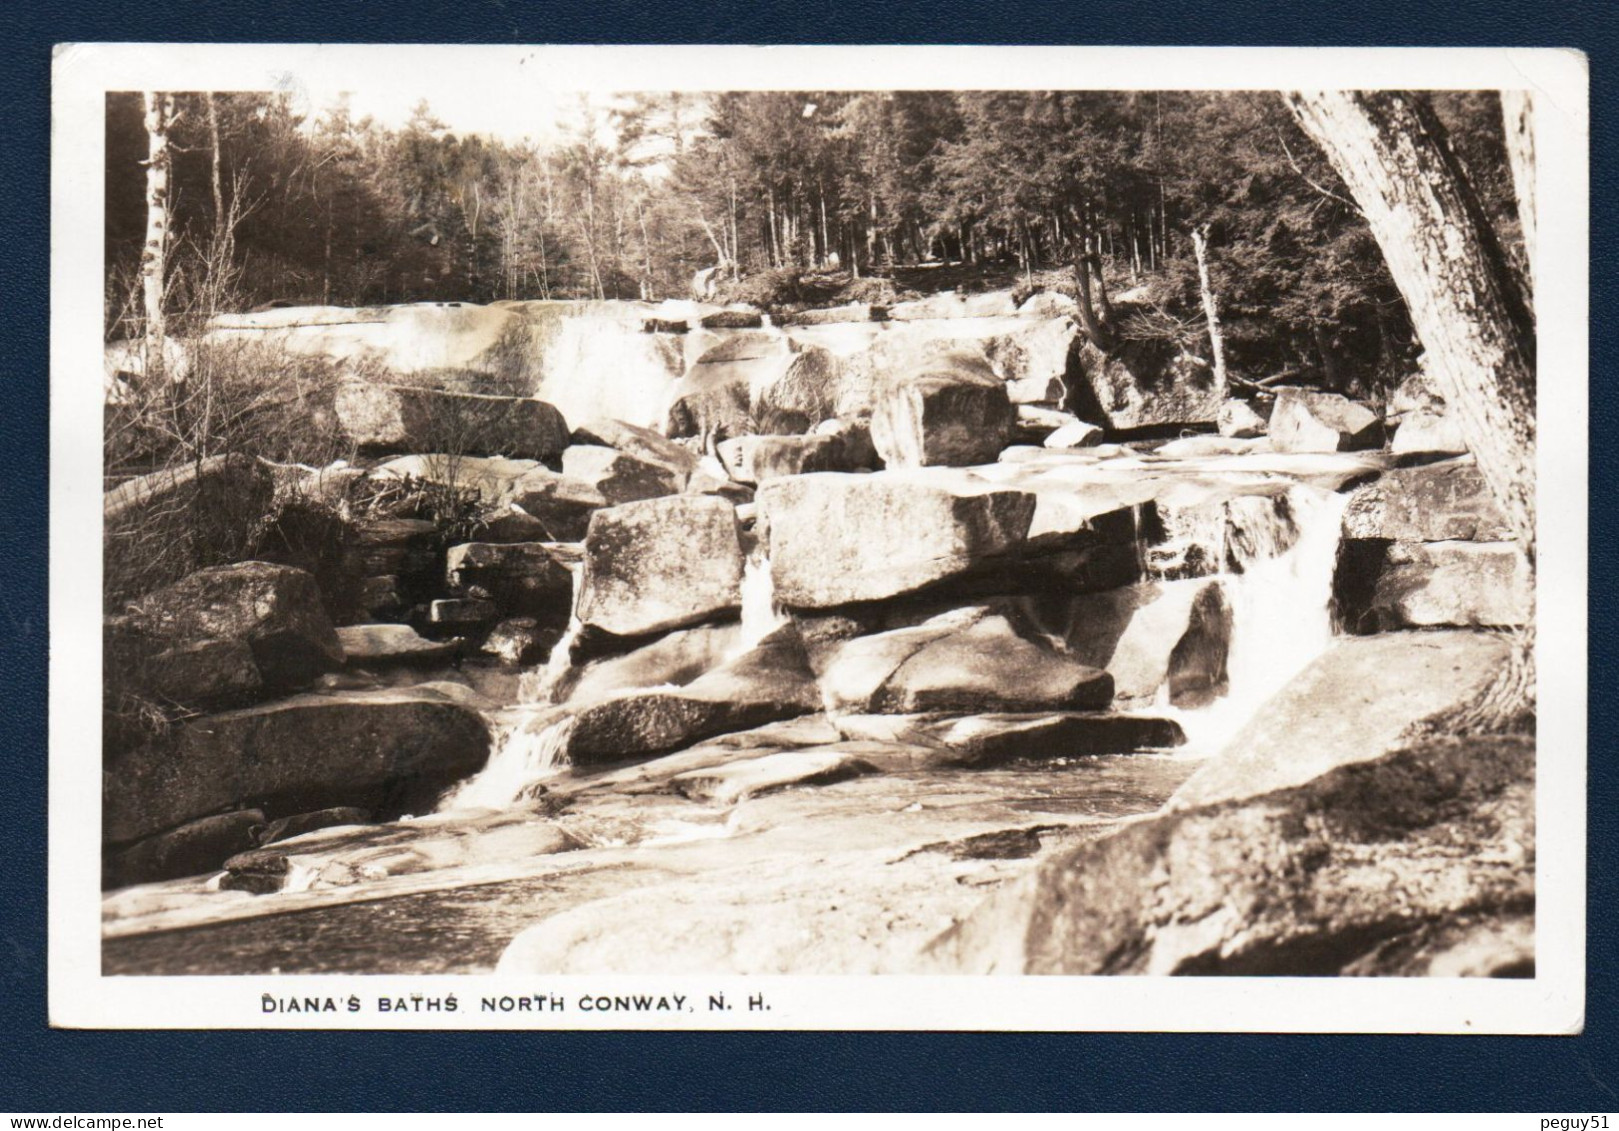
[
  {"x1": 336, "y1": 382, "x2": 570, "y2": 459},
  {"x1": 338, "y1": 623, "x2": 462, "y2": 665},
  {"x1": 757, "y1": 470, "x2": 1035, "y2": 607},
  {"x1": 1170, "y1": 629, "x2": 1512, "y2": 809},
  {"x1": 830, "y1": 711, "x2": 1185, "y2": 768},
  {"x1": 671, "y1": 750, "x2": 878, "y2": 804}
]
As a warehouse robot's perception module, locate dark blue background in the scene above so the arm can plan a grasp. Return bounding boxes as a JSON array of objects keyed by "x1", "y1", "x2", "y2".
[{"x1": 3, "y1": 0, "x2": 1612, "y2": 1112}]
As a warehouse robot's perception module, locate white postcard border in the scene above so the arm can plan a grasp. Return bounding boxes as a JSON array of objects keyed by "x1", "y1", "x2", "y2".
[{"x1": 49, "y1": 43, "x2": 1589, "y2": 1032}]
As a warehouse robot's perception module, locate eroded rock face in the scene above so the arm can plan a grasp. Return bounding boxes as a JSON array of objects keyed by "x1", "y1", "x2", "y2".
[
  {"x1": 1269, "y1": 387, "x2": 1384, "y2": 453},
  {"x1": 757, "y1": 472, "x2": 1036, "y2": 608},
  {"x1": 870, "y1": 351, "x2": 1016, "y2": 469},
  {"x1": 116, "y1": 562, "x2": 343, "y2": 693},
  {"x1": 335, "y1": 382, "x2": 569, "y2": 459},
  {"x1": 576, "y1": 495, "x2": 745, "y2": 638},
  {"x1": 927, "y1": 736, "x2": 1533, "y2": 976},
  {"x1": 104, "y1": 687, "x2": 492, "y2": 844}
]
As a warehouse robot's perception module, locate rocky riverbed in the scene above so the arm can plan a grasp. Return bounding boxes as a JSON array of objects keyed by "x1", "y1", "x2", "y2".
[{"x1": 101, "y1": 293, "x2": 1534, "y2": 977}]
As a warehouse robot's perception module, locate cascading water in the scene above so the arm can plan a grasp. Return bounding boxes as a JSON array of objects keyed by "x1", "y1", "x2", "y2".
[
  {"x1": 519, "y1": 617, "x2": 584, "y2": 707},
  {"x1": 732, "y1": 551, "x2": 787, "y2": 657},
  {"x1": 1162, "y1": 483, "x2": 1348, "y2": 755},
  {"x1": 437, "y1": 714, "x2": 578, "y2": 812}
]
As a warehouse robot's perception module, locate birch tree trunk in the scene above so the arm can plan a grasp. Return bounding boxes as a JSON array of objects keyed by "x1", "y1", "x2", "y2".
[
  {"x1": 1285, "y1": 89, "x2": 1538, "y2": 733},
  {"x1": 1284, "y1": 90, "x2": 1536, "y2": 557},
  {"x1": 1501, "y1": 89, "x2": 1537, "y2": 299},
  {"x1": 141, "y1": 92, "x2": 174, "y2": 382},
  {"x1": 1191, "y1": 224, "x2": 1228, "y2": 398}
]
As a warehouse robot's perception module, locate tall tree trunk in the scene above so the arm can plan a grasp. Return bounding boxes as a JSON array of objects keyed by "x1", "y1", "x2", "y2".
[
  {"x1": 1285, "y1": 90, "x2": 1536, "y2": 555},
  {"x1": 1501, "y1": 89, "x2": 1537, "y2": 300},
  {"x1": 140, "y1": 92, "x2": 173, "y2": 382},
  {"x1": 1285, "y1": 89, "x2": 1538, "y2": 734},
  {"x1": 1190, "y1": 223, "x2": 1228, "y2": 398}
]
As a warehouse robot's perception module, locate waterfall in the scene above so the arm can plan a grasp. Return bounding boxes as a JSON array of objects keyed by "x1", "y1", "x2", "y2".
[
  {"x1": 518, "y1": 616, "x2": 584, "y2": 707},
  {"x1": 532, "y1": 312, "x2": 684, "y2": 430},
  {"x1": 437, "y1": 714, "x2": 578, "y2": 812},
  {"x1": 1166, "y1": 483, "x2": 1348, "y2": 755},
  {"x1": 732, "y1": 552, "x2": 787, "y2": 657}
]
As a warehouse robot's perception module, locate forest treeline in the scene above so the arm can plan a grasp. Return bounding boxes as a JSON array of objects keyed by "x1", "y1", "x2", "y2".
[{"x1": 105, "y1": 89, "x2": 1524, "y2": 392}]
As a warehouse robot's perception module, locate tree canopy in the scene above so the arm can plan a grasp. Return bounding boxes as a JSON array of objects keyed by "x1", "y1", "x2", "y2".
[{"x1": 106, "y1": 89, "x2": 1522, "y2": 395}]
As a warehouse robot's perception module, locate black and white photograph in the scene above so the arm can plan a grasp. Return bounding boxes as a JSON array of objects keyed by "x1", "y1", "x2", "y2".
[{"x1": 50, "y1": 45, "x2": 1588, "y2": 1031}]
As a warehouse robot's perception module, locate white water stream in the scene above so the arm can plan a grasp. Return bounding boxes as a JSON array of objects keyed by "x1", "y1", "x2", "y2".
[{"x1": 1161, "y1": 483, "x2": 1348, "y2": 756}]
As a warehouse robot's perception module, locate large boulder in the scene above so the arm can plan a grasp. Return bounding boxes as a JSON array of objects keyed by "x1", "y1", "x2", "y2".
[
  {"x1": 869, "y1": 351, "x2": 1015, "y2": 468},
  {"x1": 1217, "y1": 399, "x2": 1268, "y2": 438},
  {"x1": 575, "y1": 495, "x2": 745, "y2": 638},
  {"x1": 103, "y1": 687, "x2": 492, "y2": 844},
  {"x1": 1391, "y1": 408, "x2": 1469, "y2": 456},
  {"x1": 335, "y1": 382, "x2": 569, "y2": 459},
  {"x1": 757, "y1": 471, "x2": 1036, "y2": 608},
  {"x1": 532, "y1": 624, "x2": 822, "y2": 766},
  {"x1": 1171, "y1": 629, "x2": 1512, "y2": 809},
  {"x1": 1341, "y1": 458, "x2": 1510, "y2": 542},
  {"x1": 444, "y1": 541, "x2": 575, "y2": 618},
  {"x1": 115, "y1": 562, "x2": 343, "y2": 693},
  {"x1": 823, "y1": 612, "x2": 1114, "y2": 714},
  {"x1": 1268, "y1": 387, "x2": 1384, "y2": 453},
  {"x1": 1067, "y1": 341, "x2": 1223, "y2": 431},
  {"x1": 1335, "y1": 541, "x2": 1532, "y2": 632},
  {"x1": 561, "y1": 445, "x2": 682, "y2": 505},
  {"x1": 928, "y1": 735, "x2": 1533, "y2": 975},
  {"x1": 104, "y1": 634, "x2": 264, "y2": 712},
  {"x1": 1052, "y1": 580, "x2": 1232, "y2": 705}
]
